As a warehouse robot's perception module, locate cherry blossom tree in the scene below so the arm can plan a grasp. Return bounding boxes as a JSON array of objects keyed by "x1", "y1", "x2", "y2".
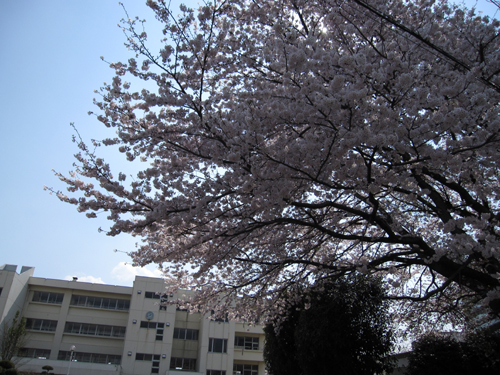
[{"x1": 49, "y1": 0, "x2": 500, "y2": 328}]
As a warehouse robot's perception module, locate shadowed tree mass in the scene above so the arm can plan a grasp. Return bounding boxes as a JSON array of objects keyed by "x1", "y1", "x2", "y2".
[{"x1": 264, "y1": 276, "x2": 394, "y2": 375}]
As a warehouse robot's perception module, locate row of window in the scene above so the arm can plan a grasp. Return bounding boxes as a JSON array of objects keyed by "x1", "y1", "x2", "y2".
[
  {"x1": 25, "y1": 319, "x2": 127, "y2": 339},
  {"x1": 64, "y1": 322, "x2": 126, "y2": 338},
  {"x1": 18, "y1": 348, "x2": 51, "y2": 359},
  {"x1": 70, "y1": 294, "x2": 130, "y2": 310},
  {"x1": 137, "y1": 355, "x2": 258, "y2": 374},
  {"x1": 209, "y1": 365, "x2": 259, "y2": 375},
  {"x1": 33, "y1": 290, "x2": 168, "y2": 304},
  {"x1": 32, "y1": 290, "x2": 173, "y2": 311},
  {"x1": 25, "y1": 318, "x2": 258, "y2": 350},
  {"x1": 58, "y1": 350, "x2": 121, "y2": 365},
  {"x1": 173, "y1": 327, "x2": 199, "y2": 340},
  {"x1": 31, "y1": 290, "x2": 255, "y2": 325},
  {"x1": 19, "y1": 348, "x2": 120, "y2": 365},
  {"x1": 145, "y1": 291, "x2": 162, "y2": 299},
  {"x1": 182, "y1": 337, "x2": 258, "y2": 354},
  {"x1": 32, "y1": 291, "x2": 64, "y2": 304},
  {"x1": 26, "y1": 318, "x2": 57, "y2": 332},
  {"x1": 233, "y1": 364, "x2": 259, "y2": 375},
  {"x1": 19, "y1": 348, "x2": 256, "y2": 374},
  {"x1": 210, "y1": 310, "x2": 229, "y2": 322},
  {"x1": 140, "y1": 321, "x2": 164, "y2": 329},
  {"x1": 31, "y1": 291, "x2": 131, "y2": 311},
  {"x1": 33, "y1": 289, "x2": 170, "y2": 303},
  {"x1": 234, "y1": 336, "x2": 259, "y2": 350},
  {"x1": 136, "y1": 353, "x2": 161, "y2": 361},
  {"x1": 170, "y1": 357, "x2": 196, "y2": 371},
  {"x1": 144, "y1": 291, "x2": 168, "y2": 301},
  {"x1": 173, "y1": 335, "x2": 258, "y2": 352},
  {"x1": 26, "y1": 319, "x2": 258, "y2": 349},
  {"x1": 170, "y1": 362, "x2": 257, "y2": 375}
]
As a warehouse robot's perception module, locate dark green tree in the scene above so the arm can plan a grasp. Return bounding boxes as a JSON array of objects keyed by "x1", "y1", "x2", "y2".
[
  {"x1": 407, "y1": 334, "x2": 464, "y2": 375},
  {"x1": 0, "y1": 312, "x2": 26, "y2": 361},
  {"x1": 0, "y1": 360, "x2": 18, "y2": 375},
  {"x1": 264, "y1": 305, "x2": 302, "y2": 375},
  {"x1": 41, "y1": 365, "x2": 54, "y2": 374},
  {"x1": 407, "y1": 330, "x2": 500, "y2": 375},
  {"x1": 264, "y1": 276, "x2": 395, "y2": 375}
]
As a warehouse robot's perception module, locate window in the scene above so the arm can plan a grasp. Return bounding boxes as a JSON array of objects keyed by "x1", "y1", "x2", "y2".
[
  {"x1": 233, "y1": 364, "x2": 258, "y2": 375},
  {"x1": 145, "y1": 291, "x2": 161, "y2": 299},
  {"x1": 209, "y1": 338, "x2": 228, "y2": 353},
  {"x1": 173, "y1": 328, "x2": 199, "y2": 340},
  {"x1": 58, "y1": 351, "x2": 121, "y2": 365},
  {"x1": 92, "y1": 354, "x2": 108, "y2": 364},
  {"x1": 144, "y1": 291, "x2": 169, "y2": 307},
  {"x1": 207, "y1": 370, "x2": 226, "y2": 375},
  {"x1": 139, "y1": 321, "x2": 164, "y2": 340},
  {"x1": 234, "y1": 336, "x2": 259, "y2": 350},
  {"x1": 70, "y1": 295, "x2": 130, "y2": 311},
  {"x1": 18, "y1": 348, "x2": 51, "y2": 359},
  {"x1": 136, "y1": 353, "x2": 160, "y2": 361},
  {"x1": 32, "y1": 291, "x2": 64, "y2": 304},
  {"x1": 136, "y1": 353, "x2": 161, "y2": 373},
  {"x1": 160, "y1": 295, "x2": 168, "y2": 310},
  {"x1": 170, "y1": 357, "x2": 196, "y2": 371},
  {"x1": 156, "y1": 327, "x2": 164, "y2": 341},
  {"x1": 25, "y1": 319, "x2": 57, "y2": 332},
  {"x1": 64, "y1": 322, "x2": 126, "y2": 338},
  {"x1": 152, "y1": 359, "x2": 160, "y2": 373},
  {"x1": 136, "y1": 353, "x2": 153, "y2": 361},
  {"x1": 210, "y1": 310, "x2": 229, "y2": 322},
  {"x1": 140, "y1": 321, "x2": 164, "y2": 329}
]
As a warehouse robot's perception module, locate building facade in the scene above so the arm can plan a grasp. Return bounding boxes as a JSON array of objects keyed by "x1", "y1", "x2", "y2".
[{"x1": 0, "y1": 264, "x2": 265, "y2": 375}]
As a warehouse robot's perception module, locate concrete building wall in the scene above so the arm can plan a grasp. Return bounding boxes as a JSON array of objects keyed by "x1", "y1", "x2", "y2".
[{"x1": 0, "y1": 264, "x2": 34, "y2": 323}]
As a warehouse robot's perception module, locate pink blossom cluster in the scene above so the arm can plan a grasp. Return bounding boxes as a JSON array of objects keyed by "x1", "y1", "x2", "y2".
[{"x1": 50, "y1": 0, "x2": 500, "y2": 329}]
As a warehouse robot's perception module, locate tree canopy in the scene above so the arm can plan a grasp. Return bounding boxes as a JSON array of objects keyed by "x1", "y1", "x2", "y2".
[
  {"x1": 264, "y1": 277, "x2": 395, "y2": 375},
  {"x1": 41, "y1": 365, "x2": 54, "y2": 374},
  {"x1": 0, "y1": 312, "x2": 26, "y2": 361},
  {"x1": 49, "y1": 0, "x2": 500, "y2": 327},
  {"x1": 0, "y1": 360, "x2": 18, "y2": 375},
  {"x1": 407, "y1": 330, "x2": 500, "y2": 375}
]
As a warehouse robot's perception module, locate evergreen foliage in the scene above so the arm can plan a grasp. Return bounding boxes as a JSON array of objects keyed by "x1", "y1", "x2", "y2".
[
  {"x1": 40, "y1": 365, "x2": 54, "y2": 374},
  {"x1": 264, "y1": 277, "x2": 394, "y2": 375},
  {"x1": 408, "y1": 330, "x2": 500, "y2": 375},
  {"x1": 0, "y1": 312, "x2": 26, "y2": 361},
  {"x1": 0, "y1": 360, "x2": 18, "y2": 375}
]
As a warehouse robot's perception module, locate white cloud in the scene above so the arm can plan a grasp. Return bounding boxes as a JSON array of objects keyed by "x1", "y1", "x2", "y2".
[
  {"x1": 64, "y1": 275, "x2": 106, "y2": 284},
  {"x1": 110, "y1": 262, "x2": 163, "y2": 284},
  {"x1": 63, "y1": 262, "x2": 164, "y2": 287}
]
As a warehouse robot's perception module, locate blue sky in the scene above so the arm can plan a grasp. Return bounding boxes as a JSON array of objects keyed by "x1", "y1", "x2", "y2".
[
  {"x1": 0, "y1": 0, "x2": 198, "y2": 285},
  {"x1": 0, "y1": 0, "x2": 498, "y2": 286}
]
